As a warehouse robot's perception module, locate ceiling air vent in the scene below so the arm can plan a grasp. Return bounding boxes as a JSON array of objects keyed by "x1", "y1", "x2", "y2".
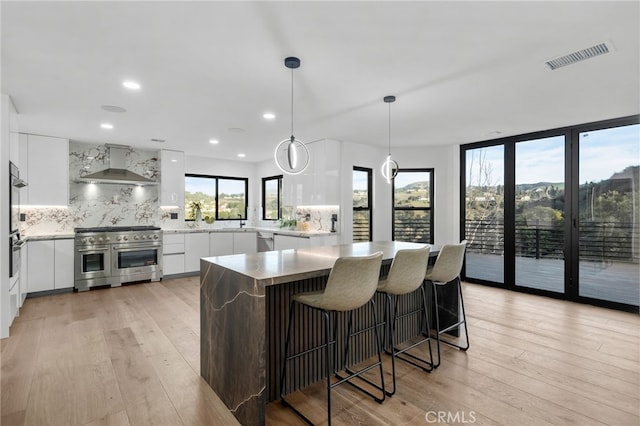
[{"x1": 545, "y1": 42, "x2": 612, "y2": 70}]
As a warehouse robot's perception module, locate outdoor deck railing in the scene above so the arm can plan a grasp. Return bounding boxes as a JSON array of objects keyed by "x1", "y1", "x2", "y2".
[{"x1": 464, "y1": 220, "x2": 638, "y2": 262}]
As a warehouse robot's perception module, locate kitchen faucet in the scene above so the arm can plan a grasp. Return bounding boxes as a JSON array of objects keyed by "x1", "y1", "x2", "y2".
[{"x1": 238, "y1": 214, "x2": 246, "y2": 228}]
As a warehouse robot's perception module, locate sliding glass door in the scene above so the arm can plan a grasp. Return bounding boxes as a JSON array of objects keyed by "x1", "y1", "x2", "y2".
[
  {"x1": 464, "y1": 145, "x2": 504, "y2": 284},
  {"x1": 462, "y1": 115, "x2": 639, "y2": 311},
  {"x1": 515, "y1": 136, "x2": 566, "y2": 293},
  {"x1": 576, "y1": 124, "x2": 639, "y2": 306}
]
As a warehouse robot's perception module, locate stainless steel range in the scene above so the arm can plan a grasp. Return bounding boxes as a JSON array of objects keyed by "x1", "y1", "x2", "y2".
[{"x1": 74, "y1": 226, "x2": 163, "y2": 291}]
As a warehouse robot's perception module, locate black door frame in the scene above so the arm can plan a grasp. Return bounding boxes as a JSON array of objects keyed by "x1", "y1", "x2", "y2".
[{"x1": 461, "y1": 114, "x2": 639, "y2": 313}]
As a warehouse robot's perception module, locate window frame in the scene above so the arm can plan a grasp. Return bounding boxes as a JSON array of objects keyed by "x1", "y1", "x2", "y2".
[
  {"x1": 185, "y1": 173, "x2": 249, "y2": 221},
  {"x1": 262, "y1": 174, "x2": 283, "y2": 221},
  {"x1": 391, "y1": 168, "x2": 435, "y2": 243},
  {"x1": 353, "y1": 166, "x2": 373, "y2": 242}
]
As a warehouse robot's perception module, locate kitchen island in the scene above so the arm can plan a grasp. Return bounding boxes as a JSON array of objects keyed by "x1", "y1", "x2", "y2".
[{"x1": 200, "y1": 241, "x2": 440, "y2": 425}]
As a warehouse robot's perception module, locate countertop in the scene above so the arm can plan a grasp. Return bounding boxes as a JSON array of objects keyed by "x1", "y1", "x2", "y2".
[
  {"x1": 22, "y1": 226, "x2": 337, "y2": 241},
  {"x1": 24, "y1": 234, "x2": 74, "y2": 241},
  {"x1": 202, "y1": 241, "x2": 432, "y2": 286},
  {"x1": 162, "y1": 227, "x2": 337, "y2": 237}
]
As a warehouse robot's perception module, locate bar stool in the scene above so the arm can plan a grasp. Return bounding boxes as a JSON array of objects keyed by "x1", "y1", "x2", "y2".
[
  {"x1": 279, "y1": 251, "x2": 385, "y2": 425},
  {"x1": 376, "y1": 246, "x2": 433, "y2": 396},
  {"x1": 424, "y1": 240, "x2": 468, "y2": 368}
]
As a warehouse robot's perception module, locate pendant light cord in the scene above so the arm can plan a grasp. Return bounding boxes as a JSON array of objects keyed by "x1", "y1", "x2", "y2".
[
  {"x1": 290, "y1": 66, "x2": 294, "y2": 140},
  {"x1": 388, "y1": 101, "x2": 392, "y2": 156}
]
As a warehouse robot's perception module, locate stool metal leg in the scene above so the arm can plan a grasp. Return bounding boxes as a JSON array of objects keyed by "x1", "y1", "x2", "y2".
[
  {"x1": 337, "y1": 299, "x2": 386, "y2": 403},
  {"x1": 391, "y1": 286, "x2": 435, "y2": 374},
  {"x1": 431, "y1": 277, "x2": 470, "y2": 369},
  {"x1": 324, "y1": 310, "x2": 332, "y2": 426}
]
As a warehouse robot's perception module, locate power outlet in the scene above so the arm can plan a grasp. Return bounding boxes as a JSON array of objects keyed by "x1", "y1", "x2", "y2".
[{"x1": 170, "y1": 213, "x2": 178, "y2": 220}]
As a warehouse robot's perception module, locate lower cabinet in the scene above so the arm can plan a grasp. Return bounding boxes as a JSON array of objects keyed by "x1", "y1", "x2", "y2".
[
  {"x1": 209, "y1": 232, "x2": 234, "y2": 256},
  {"x1": 185, "y1": 233, "x2": 210, "y2": 273},
  {"x1": 163, "y1": 233, "x2": 185, "y2": 275},
  {"x1": 234, "y1": 232, "x2": 257, "y2": 254},
  {"x1": 209, "y1": 231, "x2": 257, "y2": 255},
  {"x1": 20, "y1": 241, "x2": 28, "y2": 306},
  {"x1": 27, "y1": 239, "x2": 74, "y2": 293},
  {"x1": 54, "y1": 239, "x2": 74, "y2": 289},
  {"x1": 273, "y1": 234, "x2": 311, "y2": 250},
  {"x1": 273, "y1": 233, "x2": 339, "y2": 251}
]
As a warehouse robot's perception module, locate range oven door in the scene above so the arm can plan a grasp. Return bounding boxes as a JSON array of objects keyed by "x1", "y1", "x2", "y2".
[
  {"x1": 75, "y1": 245, "x2": 111, "y2": 291},
  {"x1": 112, "y1": 242, "x2": 163, "y2": 285}
]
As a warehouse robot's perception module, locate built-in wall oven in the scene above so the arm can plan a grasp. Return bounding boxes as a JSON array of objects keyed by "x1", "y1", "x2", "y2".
[
  {"x1": 9, "y1": 162, "x2": 27, "y2": 278},
  {"x1": 74, "y1": 226, "x2": 162, "y2": 291}
]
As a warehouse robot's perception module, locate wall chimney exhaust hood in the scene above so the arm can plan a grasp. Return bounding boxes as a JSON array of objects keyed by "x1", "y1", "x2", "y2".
[{"x1": 77, "y1": 144, "x2": 158, "y2": 185}]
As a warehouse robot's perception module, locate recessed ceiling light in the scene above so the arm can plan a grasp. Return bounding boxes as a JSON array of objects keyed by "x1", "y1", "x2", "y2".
[
  {"x1": 101, "y1": 105, "x2": 127, "y2": 113},
  {"x1": 237, "y1": 153, "x2": 246, "y2": 158},
  {"x1": 170, "y1": 159, "x2": 177, "y2": 163},
  {"x1": 209, "y1": 139, "x2": 219, "y2": 145},
  {"x1": 151, "y1": 138, "x2": 166, "y2": 143},
  {"x1": 122, "y1": 80, "x2": 141, "y2": 90},
  {"x1": 263, "y1": 112, "x2": 276, "y2": 120},
  {"x1": 100, "y1": 123, "x2": 114, "y2": 129}
]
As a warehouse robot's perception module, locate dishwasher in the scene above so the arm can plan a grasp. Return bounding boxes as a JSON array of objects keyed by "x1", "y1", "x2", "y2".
[{"x1": 257, "y1": 231, "x2": 274, "y2": 252}]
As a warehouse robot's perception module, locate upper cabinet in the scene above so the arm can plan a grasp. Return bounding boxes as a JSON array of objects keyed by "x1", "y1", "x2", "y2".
[
  {"x1": 22, "y1": 134, "x2": 69, "y2": 206},
  {"x1": 282, "y1": 139, "x2": 341, "y2": 206},
  {"x1": 160, "y1": 149, "x2": 185, "y2": 208}
]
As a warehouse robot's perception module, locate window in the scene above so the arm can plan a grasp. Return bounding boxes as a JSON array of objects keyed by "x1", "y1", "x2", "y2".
[
  {"x1": 185, "y1": 174, "x2": 248, "y2": 221},
  {"x1": 392, "y1": 169, "x2": 434, "y2": 243},
  {"x1": 353, "y1": 167, "x2": 372, "y2": 241},
  {"x1": 262, "y1": 175, "x2": 282, "y2": 220}
]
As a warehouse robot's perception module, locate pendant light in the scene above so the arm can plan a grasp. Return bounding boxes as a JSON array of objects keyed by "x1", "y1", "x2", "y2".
[
  {"x1": 274, "y1": 57, "x2": 310, "y2": 175},
  {"x1": 381, "y1": 95, "x2": 398, "y2": 183}
]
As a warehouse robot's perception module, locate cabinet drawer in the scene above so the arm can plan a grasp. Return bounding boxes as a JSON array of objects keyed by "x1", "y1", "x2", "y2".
[
  {"x1": 163, "y1": 233, "x2": 185, "y2": 245},
  {"x1": 164, "y1": 243, "x2": 185, "y2": 254}
]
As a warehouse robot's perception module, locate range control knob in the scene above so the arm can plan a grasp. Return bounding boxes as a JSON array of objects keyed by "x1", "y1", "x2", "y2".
[
  {"x1": 140, "y1": 235, "x2": 147, "y2": 240},
  {"x1": 81, "y1": 238, "x2": 87, "y2": 243},
  {"x1": 105, "y1": 236, "x2": 110, "y2": 242},
  {"x1": 134, "y1": 235, "x2": 140, "y2": 240},
  {"x1": 97, "y1": 237, "x2": 103, "y2": 243},
  {"x1": 116, "y1": 236, "x2": 122, "y2": 241},
  {"x1": 123, "y1": 236, "x2": 128, "y2": 241},
  {"x1": 153, "y1": 234, "x2": 159, "y2": 239},
  {"x1": 89, "y1": 237, "x2": 95, "y2": 243}
]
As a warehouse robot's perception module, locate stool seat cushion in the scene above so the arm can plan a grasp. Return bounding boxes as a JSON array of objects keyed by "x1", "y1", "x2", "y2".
[{"x1": 292, "y1": 252, "x2": 383, "y2": 312}]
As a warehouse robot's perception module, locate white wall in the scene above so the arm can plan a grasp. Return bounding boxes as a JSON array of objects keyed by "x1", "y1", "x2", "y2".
[
  {"x1": 394, "y1": 145, "x2": 461, "y2": 246},
  {"x1": 338, "y1": 141, "x2": 460, "y2": 246}
]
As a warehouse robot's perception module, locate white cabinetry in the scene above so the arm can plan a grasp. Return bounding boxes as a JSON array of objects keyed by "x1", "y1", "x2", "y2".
[
  {"x1": 233, "y1": 232, "x2": 257, "y2": 254},
  {"x1": 273, "y1": 233, "x2": 338, "y2": 251},
  {"x1": 24, "y1": 134, "x2": 69, "y2": 206},
  {"x1": 160, "y1": 150, "x2": 185, "y2": 208},
  {"x1": 185, "y1": 233, "x2": 210, "y2": 273},
  {"x1": 163, "y1": 233, "x2": 185, "y2": 275},
  {"x1": 28, "y1": 239, "x2": 74, "y2": 293},
  {"x1": 282, "y1": 139, "x2": 341, "y2": 206},
  {"x1": 28, "y1": 240, "x2": 55, "y2": 292},
  {"x1": 54, "y1": 239, "x2": 74, "y2": 289},
  {"x1": 210, "y1": 232, "x2": 234, "y2": 256},
  {"x1": 20, "y1": 241, "x2": 28, "y2": 306},
  {"x1": 273, "y1": 234, "x2": 311, "y2": 250}
]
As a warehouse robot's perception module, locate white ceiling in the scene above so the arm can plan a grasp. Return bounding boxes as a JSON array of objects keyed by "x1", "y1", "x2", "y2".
[{"x1": 2, "y1": 1, "x2": 639, "y2": 163}]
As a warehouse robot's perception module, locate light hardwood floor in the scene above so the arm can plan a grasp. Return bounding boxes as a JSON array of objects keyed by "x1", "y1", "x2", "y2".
[{"x1": 2, "y1": 276, "x2": 639, "y2": 425}]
